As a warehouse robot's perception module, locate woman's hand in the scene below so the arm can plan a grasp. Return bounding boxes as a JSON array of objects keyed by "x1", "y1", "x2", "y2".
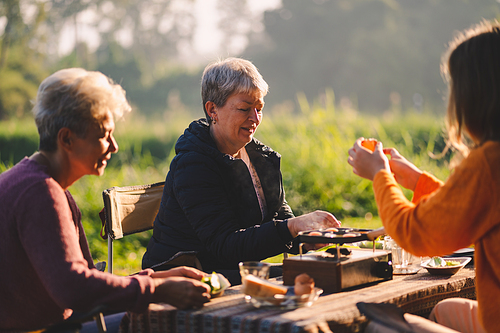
[
  {"x1": 287, "y1": 210, "x2": 341, "y2": 237},
  {"x1": 152, "y1": 276, "x2": 211, "y2": 309},
  {"x1": 383, "y1": 148, "x2": 422, "y2": 191},
  {"x1": 151, "y1": 266, "x2": 207, "y2": 280},
  {"x1": 347, "y1": 138, "x2": 391, "y2": 181}
]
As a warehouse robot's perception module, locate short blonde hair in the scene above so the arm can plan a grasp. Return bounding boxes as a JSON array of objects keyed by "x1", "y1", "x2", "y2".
[
  {"x1": 201, "y1": 58, "x2": 268, "y2": 123},
  {"x1": 33, "y1": 68, "x2": 131, "y2": 151}
]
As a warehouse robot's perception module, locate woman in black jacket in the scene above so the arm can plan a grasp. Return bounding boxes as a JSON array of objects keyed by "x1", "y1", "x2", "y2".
[{"x1": 143, "y1": 58, "x2": 340, "y2": 284}]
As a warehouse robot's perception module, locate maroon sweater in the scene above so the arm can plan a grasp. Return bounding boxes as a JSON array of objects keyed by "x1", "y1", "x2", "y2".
[{"x1": 0, "y1": 158, "x2": 155, "y2": 332}]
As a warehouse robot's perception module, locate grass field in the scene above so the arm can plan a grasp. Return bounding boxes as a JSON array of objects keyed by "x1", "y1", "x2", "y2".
[{"x1": 1, "y1": 97, "x2": 452, "y2": 275}]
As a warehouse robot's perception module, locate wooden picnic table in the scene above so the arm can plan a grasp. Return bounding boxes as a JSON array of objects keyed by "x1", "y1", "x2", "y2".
[{"x1": 119, "y1": 265, "x2": 475, "y2": 333}]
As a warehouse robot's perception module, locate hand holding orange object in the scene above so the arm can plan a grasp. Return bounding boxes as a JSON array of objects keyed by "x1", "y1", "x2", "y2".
[
  {"x1": 347, "y1": 138, "x2": 391, "y2": 181},
  {"x1": 361, "y1": 139, "x2": 377, "y2": 152}
]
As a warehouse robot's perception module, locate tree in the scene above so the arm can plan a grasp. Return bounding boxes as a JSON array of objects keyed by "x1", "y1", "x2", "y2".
[
  {"x1": 0, "y1": 0, "x2": 197, "y2": 119},
  {"x1": 216, "y1": 0, "x2": 252, "y2": 55},
  {"x1": 0, "y1": 0, "x2": 48, "y2": 119},
  {"x1": 242, "y1": 0, "x2": 500, "y2": 113},
  {"x1": 90, "y1": 0, "x2": 196, "y2": 77}
]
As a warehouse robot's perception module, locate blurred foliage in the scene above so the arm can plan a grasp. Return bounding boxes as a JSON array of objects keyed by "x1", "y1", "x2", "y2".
[
  {"x1": 1, "y1": 100, "x2": 453, "y2": 274},
  {"x1": 258, "y1": 89, "x2": 450, "y2": 218},
  {"x1": 3, "y1": 0, "x2": 483, "y2": 275},
  {"x1": 89, "y1": 0, "x2": 196, "y2": 76},
  {"x1": 0, "y1": 64, "x2": 42, "y2": 118},
  {"x1": 242, "y1": 0, "x2": 500, "y2": 112},
  {"x1": 2, "y1": 0, "x2": 500, "y2": 119},
  {"x1": 0, "y1": 117, "x2": 38, "y2": 163},
  {"x1": 0, "y1": 0, "x2": 49, "y2": 119},
  {"x1": 0, "y1": 0, "x2": 198, "y2": 119}
]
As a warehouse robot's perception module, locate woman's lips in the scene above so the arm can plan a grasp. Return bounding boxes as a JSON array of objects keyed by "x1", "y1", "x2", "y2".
[
  {"x1": 99, "y1": 157, "x2": 111, "y2": 167},
  {"x1": 242, "y1": 126, "x2": 256, "y2": 134}
]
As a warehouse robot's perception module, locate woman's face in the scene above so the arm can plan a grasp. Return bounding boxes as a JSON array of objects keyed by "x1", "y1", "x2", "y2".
[
  {"x1": 70, "y1": 110, "x2": 118, "y2": 177},
  {"x1": 208, "y1": 90, "x2": 264, "y2": 156}
]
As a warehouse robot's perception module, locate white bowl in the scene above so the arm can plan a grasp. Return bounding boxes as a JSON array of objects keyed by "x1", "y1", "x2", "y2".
[{"x1": 421, "y1": 257, "x2": 471, "y2": 275}]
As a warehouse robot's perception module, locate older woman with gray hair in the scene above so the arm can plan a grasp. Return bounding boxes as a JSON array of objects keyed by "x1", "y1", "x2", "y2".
[
  {"x1": 0, "y1": 68, "x2": 211, "y2": 332},
  {"x1": 142, "y1": 58, "x2": 340, "y2": 284}
]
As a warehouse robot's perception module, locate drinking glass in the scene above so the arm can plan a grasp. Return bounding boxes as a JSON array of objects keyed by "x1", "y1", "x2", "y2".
[
  {"x1": 239, "y1": 261, "x2": 271, "y2": 280},
  {"x1": 384, "y1": 236, "x2": 421, "y2": 275}
]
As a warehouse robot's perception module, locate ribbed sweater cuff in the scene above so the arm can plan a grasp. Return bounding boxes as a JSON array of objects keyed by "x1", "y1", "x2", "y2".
[
  {"x1": 130, "y1": 270, "x2": 155, "y2": 313},
  {"x1": 275, "y1": 219, "x2": 294, "y2": 243}
]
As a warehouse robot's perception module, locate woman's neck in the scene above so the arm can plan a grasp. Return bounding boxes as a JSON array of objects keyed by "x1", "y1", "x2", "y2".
[
  {"x1": 209, "y1": 126, "x2": 244, "y2": 158},
  {"x1": 30, "y1": 151, "x2": 74, "y2": 190}
]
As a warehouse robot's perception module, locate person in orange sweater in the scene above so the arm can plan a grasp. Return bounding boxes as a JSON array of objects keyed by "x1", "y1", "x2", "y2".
[{"x1": 348, "y1": 20, "x2": 500, "y2": 333}]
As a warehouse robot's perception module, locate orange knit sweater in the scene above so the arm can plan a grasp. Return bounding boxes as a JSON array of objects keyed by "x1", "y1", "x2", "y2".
[{"x1": 373, "y1": 141, "x2": 500, "y2": 333}]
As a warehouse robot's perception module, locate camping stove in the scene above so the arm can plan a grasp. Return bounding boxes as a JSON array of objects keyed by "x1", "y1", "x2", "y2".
[{"x1": 282, "y1": 248, "x2": 393, "y2": 294}]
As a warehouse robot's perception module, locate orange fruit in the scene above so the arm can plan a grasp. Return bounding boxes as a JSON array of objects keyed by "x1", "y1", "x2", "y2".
[{"x1": 361, "y1": 139, "x2": 377, "y2": 152}]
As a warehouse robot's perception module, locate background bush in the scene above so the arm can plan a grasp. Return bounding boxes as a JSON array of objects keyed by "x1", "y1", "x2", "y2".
[{"x1": 0, "y1": 101, "x2": 452, "y2": 275}]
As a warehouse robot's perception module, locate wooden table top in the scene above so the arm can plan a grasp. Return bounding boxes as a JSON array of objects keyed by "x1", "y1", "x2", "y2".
[{"x1": 120, "y1": 266, "x2": 476, "y2": 333}]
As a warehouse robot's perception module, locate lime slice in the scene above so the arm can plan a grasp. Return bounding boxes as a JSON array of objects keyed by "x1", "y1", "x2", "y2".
[{"x1": 428, "y1": 256, "x2": 446, "y2": 267}]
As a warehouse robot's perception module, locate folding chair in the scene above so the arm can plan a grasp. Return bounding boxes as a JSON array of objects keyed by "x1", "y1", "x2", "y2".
[
  {"x1": 357, "y1": 302, "x2": 414, "y2": 333},
  {"x1": 101, "y1": 182, "x2": 165, "y2": 273},
  {"x1": 39, "y1": 305, "x2": 108, "y2": 333}
]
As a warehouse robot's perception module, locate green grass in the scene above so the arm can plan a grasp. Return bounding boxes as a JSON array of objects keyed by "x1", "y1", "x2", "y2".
[{"x1": 1, "y1": 99, "x2": 452, "y2": 275}]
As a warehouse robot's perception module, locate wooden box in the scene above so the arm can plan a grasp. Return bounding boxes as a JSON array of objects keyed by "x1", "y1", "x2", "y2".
[{"x1": 282, "y1": 249, "x2": 392, "y2": 294}]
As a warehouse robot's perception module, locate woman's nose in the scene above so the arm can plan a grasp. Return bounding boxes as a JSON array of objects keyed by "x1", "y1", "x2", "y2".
[
  {"x1": 249, "y1": 108, "x2": 260, "y2": 123},
  {"x1": 109, "y1": 135, "x2": 119, "y2": 153}
]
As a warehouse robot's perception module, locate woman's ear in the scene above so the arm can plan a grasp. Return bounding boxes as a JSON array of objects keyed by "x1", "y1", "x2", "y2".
[
  {"x1": 205, "y1": 101, "x2": 217, "y2": 118},
  {"x1": 58, "y1": 127, "x2": 75, "y2": 151}
]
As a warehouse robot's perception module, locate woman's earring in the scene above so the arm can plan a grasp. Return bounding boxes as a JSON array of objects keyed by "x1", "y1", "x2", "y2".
[{"x1": 212, "y1": 116, "x2": 217, "y2": 125}]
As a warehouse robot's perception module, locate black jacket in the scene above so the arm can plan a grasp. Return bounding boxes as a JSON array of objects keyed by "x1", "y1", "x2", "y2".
[{"x1": 142, "y1": 119, "x2": 295, "y2": 272}]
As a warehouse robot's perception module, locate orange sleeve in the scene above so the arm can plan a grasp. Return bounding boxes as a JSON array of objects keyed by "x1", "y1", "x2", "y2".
[
  {"x1": 372, "y1": 156, "x2": 493, "y2": 257},
  {"x1": 374, "y1": 142, "x2": 500, "y2": 333},
  {"x1": 411, "y1": 171, "x2": 444, "y2": 204}
]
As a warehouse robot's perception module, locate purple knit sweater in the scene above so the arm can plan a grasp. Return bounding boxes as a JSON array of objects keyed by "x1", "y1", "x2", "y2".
[{"x1": 0, "y1": 158, "x2": 155, "y2": 332}]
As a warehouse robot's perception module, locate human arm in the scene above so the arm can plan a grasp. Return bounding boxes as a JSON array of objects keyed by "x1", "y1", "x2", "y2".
[
  {"x1": 381, "y1": 147, "x2": 444, "y2": 203},
  {"x1": 172, "y1": 154, "x2": 340, "y2": 265},
  {"x1": 275, "y1": 198, "x2": 295, "y2": 220},
  {"x1": 373, "y1": 148, "x2": 496, "y2": 256},
  {"x1": 172, "y1": 155, "x2": 290, "y2": 264},
  {"x1": 15, "y1": 180, "x2": 158, "y2": 314},
  {"x1": 151, "y1": 266, "x2": 207, "y2": 280},
  {"x1": 287, "y1": 211, "x2": 340, "y2": 238},
  {"x1": 411, "y1": 172, "x2": 444, "y2": 203},
  {"x1": 382, "y1": 147, "x2": 423, "y2": 191},
  {"x1": 17, "y1": 180, "x2": 207, "y2": 315},
  {"x1": 150, "y1": 276, "x2": 211, "y2": 309},
  {"x1": 349, "y1": 139, "x2": 441, "y2": 203}
]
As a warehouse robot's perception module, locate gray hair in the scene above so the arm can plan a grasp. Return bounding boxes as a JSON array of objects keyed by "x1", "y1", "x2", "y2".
[
  {"x1": 33, "y1": 68, "x2": 131, "y2": 152},
  {"x1": 201, "y1": 58, "x2": 269, "y2": 123}
]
